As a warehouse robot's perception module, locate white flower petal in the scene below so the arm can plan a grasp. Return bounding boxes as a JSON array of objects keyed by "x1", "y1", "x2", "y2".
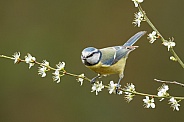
[
  {"x1": 132, "y1": 12, "x2": 144, "y2": 27},
  {"x1": 132, "y1": 0, "x2": 144, "y2": 7},
  {"x1": 56, "y1": 62, "x2": 65, "y2": 70},
  {"x1": 42, "y1": 60, "x2": 49, "y2": 67},
  {"x1": 12, "y1": 52, "x2": 21, "y2": 64},
  {"x1": 77, "y1": 74, "x2": 84, "y2": 86},
  {"x1": 108, "y1": 81, "x2": 118, "y2": 94},
  {"x1": 91, "y1": 81, "x2": 104, "y2": 95},
  {"x1": 124, "y1": 83, "x2": 136, "y2": 94},
  {"x1": 151, "y1": 103, "x2": 155, "y2": 108},
  {"x1": 38, "y1": 66, "x2": 47, "y2": 77},
  {"x1": 25, "y1": 53, "x2": 36, "y2": 69},
  {"x1": 143, "y1": 96, "x2": 155, "y2": 108},
  {"x1": 147, "y1": 31, "x2": 158, "y2": 43},
  {"x1": 52, "y1": 70, "x2": 61, "y2": 83},
  {"x1": 168, "y1": 97, "x2": 180, "y2": 111}
]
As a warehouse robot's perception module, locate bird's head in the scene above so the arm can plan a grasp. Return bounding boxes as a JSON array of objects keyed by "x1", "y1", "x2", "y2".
[{"x1": 81, "y1": 47, "x2": 102, "y2": 66}]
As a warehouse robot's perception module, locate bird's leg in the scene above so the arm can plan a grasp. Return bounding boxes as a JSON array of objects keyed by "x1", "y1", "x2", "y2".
[
  {"x1": 116, "y1": 74, "x2": 124, "y2": 94},
  {"x1": 91, "y1": 74, "x2": 101, "y2": 84}
]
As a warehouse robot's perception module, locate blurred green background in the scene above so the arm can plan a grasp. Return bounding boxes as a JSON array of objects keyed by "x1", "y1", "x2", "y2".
[{"x1": 0, "y1": 0, "x2": 184, "y2": 122}]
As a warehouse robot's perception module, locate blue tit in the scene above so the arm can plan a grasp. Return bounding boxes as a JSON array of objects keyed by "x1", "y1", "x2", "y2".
[{"x1": 81, "y1": 31, "x2": 146, "y2": 89}]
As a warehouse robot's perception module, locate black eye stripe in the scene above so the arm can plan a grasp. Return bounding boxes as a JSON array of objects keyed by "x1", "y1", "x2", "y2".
[
  {"x1": 86, "y1": 51, "x2": 98, "y2": 58},
  {"x1": 86, "y1": 53, "x2": 93, "y2": 58}
]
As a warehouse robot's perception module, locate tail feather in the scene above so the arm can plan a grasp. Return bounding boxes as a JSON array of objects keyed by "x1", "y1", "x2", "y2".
[{"x1": 123, "y1": 31, "x2": 146, "y2": 47}]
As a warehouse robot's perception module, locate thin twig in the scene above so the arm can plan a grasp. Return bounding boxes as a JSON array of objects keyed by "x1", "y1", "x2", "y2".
[{"x1": 154, "y1": 79, "x2": 184, "y2": 87}]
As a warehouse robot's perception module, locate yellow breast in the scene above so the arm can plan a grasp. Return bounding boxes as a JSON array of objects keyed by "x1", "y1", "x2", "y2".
[{"x1": 86, "y1": 58, "x2": 127, "y2": 75}]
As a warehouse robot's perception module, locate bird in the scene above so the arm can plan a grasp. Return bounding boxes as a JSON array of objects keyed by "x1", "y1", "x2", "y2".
[{"x1": 81, "y1": 31, "x2": 146, "y2": 92}]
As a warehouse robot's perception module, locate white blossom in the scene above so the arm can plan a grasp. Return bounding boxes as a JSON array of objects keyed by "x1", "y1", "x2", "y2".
[
  {"x1": 25, "y1": 53, "x2": 36, "y2": 69},
  {"x1": 38, "y1": 66, "x2": 47, "y2": 77},
  {"x1": 91, "y1": 81, "x2": 104, "y2": 95},
  {"x1": 132, "y1": 0, "x2": 144, "y2": 7},
  {"x1": 163, "y1": 38, "x2": 176, "y2": 51},
  {"x1": 147, "y1": 31, "x2": 158, "y2": 43},
  {"x1": 12, "y1": 52, "x2": 20, "y2": 64},
  {"x1": 132, "y1": 11, "x2": 144, "y2": 27},
  {"x1": 169, "y1": 97, "x2": 180, "y2": 111},
  {"x1": 143, "y1": 96, "x2": 155, "y2": 108},
  {"x1": 108, "y1": 81, "x2": 122, "y2": 95},
  {"x1": 125, "y1": 94, "x2": 134, "y2": 103},
  {"x1": 56, "y1": 62, "x2": 65, "y2": 70},
  {"x1": 77, "y1": 74, "x2": 84, "y2": 86},
  {"x1": 124, "y1": 83, "x2": 135, "y2": 94},
  {"x1": 123, "y1": 83, "x2": 135, "y2": 102},
  {"x1": 157, "y1": 84, "x2": 169, "y2": 99},
  {"x1": 52, "y1": 70, "x2": 61, "y2": 83},
  {"x1": 117, "y1": 90, "x2": 123, "y2": 95},
  {"x1": 42, "y1": 60, "x2": 49, "y2": 67},
  {"x1": 108, "y1": 81, "x2": 118, "y2": 94}
]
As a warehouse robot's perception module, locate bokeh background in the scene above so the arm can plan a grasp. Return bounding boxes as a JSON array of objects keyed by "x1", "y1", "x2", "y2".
[{"x1": 0, "y1": 0, "x2": 184, "y2": 122}]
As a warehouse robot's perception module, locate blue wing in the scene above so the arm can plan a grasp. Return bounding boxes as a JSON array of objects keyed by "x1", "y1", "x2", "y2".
[
  {"x1": 112, "y1": 46, "x2": 128, "y2": 65},
  {"x1": 100, "y1": 31, "x2": 146, "y2": 66},
  {"x1": 100, "y1": 47, "x2": 116, "y2": 66},
  {"x1": 100, "y1": 46, "x2": 127, "y2": 66}
]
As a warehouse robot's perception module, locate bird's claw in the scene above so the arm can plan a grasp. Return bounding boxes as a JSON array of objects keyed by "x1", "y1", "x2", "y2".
[
  {"x1": 90, "y1": 78, "x2": 96, "y2": 84},
  {"x1": 90, "y1": 74, "x2": 101, "y2": 84},
  {"x1": 115, "y1": 84, "x2": 121, "y2": 94}
]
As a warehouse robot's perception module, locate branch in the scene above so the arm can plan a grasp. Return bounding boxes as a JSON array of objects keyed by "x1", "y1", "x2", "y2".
[
  {"x1": 137, "y1": 4, "x2": 184, "y2": 68},
  {"x1": 154, "y1": 79, "x2": 184, "y2": 87}
]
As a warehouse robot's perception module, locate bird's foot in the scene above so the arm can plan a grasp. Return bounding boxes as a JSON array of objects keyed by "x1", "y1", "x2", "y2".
[
  {"x1": 90, "y1": 77, "x2": 97, "y2": 84},
  {"x1": 115, "y1": 84, "x2": 121, "y2": 94},
  {"x1": 90, "y1": 74, "x2": 101, "y2": 84}
]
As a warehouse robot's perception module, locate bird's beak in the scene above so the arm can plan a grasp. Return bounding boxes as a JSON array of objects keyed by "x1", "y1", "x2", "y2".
[{"x1": 81, "y1": 56, "x2": 86, "y2": 60}]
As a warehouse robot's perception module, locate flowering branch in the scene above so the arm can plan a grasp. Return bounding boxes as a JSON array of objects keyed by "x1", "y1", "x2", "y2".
[
  {"x1": 130, "y1": 0, "x2": 184, "y2": 111},
  {"x1": 0, "y1": 53, "x2": 88, "y2": 84},
  {"x1": 1, "y1": 52, "x2": 184, "y2": 111},
  {"x1": 132, "y1": 0, "x2": 184, "y2": 68}
]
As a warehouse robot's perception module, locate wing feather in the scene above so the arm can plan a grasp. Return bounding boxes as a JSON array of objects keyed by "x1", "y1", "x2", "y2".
[
  {"x1": 112, "y1": 46, "x2": 128, "y2": 65},
  {"x1": 100, "y1": 47, "x2": 116, "y2": 66},
  {"x1": 100, "y1": 46, "x2": 128, "y2": 66}
]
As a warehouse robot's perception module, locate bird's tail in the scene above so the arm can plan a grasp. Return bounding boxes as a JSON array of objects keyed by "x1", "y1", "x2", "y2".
[{"x1": 123, "y1": 31, "x2": 146, "y2": 47}]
